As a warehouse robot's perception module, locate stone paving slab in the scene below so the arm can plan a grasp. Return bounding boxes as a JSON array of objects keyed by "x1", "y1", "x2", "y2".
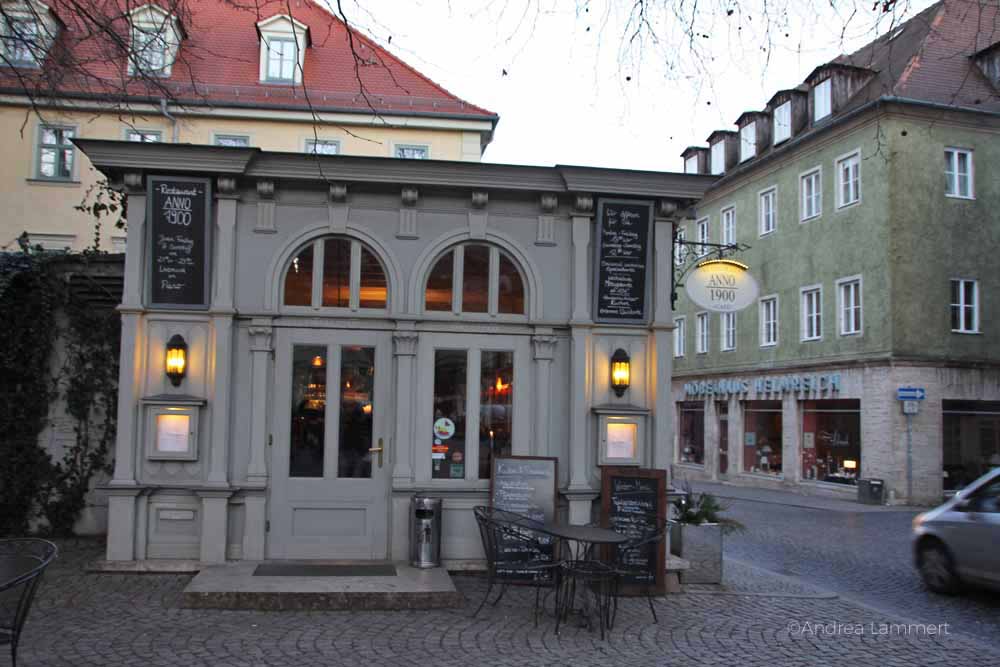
[{"x1": 13, "y1": 539, "x2": 1000, "y2": 667}]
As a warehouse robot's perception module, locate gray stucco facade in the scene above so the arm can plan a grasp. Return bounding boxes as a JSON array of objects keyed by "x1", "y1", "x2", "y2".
[{"x1": 78, "y1": 139, "x2": 711, "y2": 563}]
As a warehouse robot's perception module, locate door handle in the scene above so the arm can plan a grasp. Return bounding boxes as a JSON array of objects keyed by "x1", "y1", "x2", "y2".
[{"x1": 369, "y1": 438, "x2": 384, "y2": 468}]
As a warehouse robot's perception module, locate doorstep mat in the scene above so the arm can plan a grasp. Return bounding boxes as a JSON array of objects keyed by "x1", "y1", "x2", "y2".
[{"x1": 253, "y1": 563, "x2": 398, "y2": 577}]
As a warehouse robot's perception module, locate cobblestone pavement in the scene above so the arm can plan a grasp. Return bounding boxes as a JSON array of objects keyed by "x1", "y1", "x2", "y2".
[
  {"x1": 704, "y1": 484, "x2": 1000, "y2": 651},
  {"x1": 10, "y1": 539, "x2": 1000, "y2": 667}
]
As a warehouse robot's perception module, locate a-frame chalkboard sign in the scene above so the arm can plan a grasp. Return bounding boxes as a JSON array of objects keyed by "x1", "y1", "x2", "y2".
[{"x1": 600, "y1": 466, "x2": 667, "y2": 595}]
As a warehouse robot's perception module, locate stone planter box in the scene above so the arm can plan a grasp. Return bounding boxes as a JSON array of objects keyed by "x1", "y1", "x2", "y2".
[{"x1": 670, "y1": 522, "x2": 723, "y2": 584}]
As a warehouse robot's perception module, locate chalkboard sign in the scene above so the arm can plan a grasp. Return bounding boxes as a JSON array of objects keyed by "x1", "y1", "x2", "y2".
[
  {"x1": 601, "y1": 466, "x2": 666, "y2": 594},
  {"x1": 147, "y1": 176, "x2": 212, "y2": 308},
  {"x1": 593, "y1": 198, "x2": 654, "y2": 324},
  {"x1": 489, "y1": 456, "x2": 558, "y2": 583}
]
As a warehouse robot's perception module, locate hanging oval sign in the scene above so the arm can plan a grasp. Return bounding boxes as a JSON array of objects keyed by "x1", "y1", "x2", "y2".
[{"x1": 685, "y1": 259, "x2": 759, "y2": 312}]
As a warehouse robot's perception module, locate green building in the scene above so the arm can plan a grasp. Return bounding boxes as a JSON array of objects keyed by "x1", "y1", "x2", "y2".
[{"x1": 671, "y1": 0, "x2": 1000, "y2": 504}]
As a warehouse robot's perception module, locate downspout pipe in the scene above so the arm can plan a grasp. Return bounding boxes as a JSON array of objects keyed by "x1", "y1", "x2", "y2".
[{"x1": 160, "y1": 98, "x2": 178, "y2": 143}]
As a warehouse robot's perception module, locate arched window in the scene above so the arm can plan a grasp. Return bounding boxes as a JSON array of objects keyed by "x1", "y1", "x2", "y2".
[
  {"x1": 283, "y1": 236, "x2": 388, "y2": 310},
  {"x1": 424, "y1": 243, "x2": 526, "y2": 315}
]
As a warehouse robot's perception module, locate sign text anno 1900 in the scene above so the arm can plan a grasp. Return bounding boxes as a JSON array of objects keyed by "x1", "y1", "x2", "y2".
[{"x1": 148, "y1": 177, "x2": 211, "y2": 308}]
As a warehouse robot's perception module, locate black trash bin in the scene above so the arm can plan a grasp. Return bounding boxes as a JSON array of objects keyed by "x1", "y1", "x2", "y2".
[{"x1": 857, "y1": 478, "x2": 885, "y2": 505}]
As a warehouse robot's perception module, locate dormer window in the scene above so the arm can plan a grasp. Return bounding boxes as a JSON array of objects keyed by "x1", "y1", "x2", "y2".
[
  {"x1": 257, "y1": 14, "x2": 310, "y2": 85},
  {"x1": 773, "y1": 101, "x2": 791, "y2": 144},
  {"x1": 740, "y1": 123, "x2": 756, "y2": 162},
  {"x1": 710, "y1": 141, "x2": 725, "y2": 175},
  {"x1": 1, "y1": 1, "x2": 59, "y2": 68},
  {"x1": 814, "y1": 79, "x2": 832, "y2": 121},
  {"x1": 684, "y1": 155, "x2": 698, "y2": 174},
  {"x1": 128, "y1": 4, "x2": 184, "y2": 77}
]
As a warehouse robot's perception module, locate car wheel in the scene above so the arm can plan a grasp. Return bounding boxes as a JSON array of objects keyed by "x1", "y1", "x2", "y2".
[{"x1": 918, "y1": 542, "x2": 961, "y2": 595}]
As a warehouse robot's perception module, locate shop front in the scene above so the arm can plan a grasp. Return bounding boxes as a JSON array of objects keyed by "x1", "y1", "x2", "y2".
[{"x1": 79, "y1": 139, "x2": 712, "y2": 564}]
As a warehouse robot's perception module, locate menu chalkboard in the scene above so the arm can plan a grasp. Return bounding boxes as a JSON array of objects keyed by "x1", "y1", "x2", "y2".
[
  {"x1": 593, "y1": 199, "x2": 653, "y2": 324},
  {"x1": 148, "y1": 176, "x2": 211, "y2": 308},
  {"x1": 489, "y1": 456, "x2": 558, "y2": 582},
  {"x1": 601, "y1": 467, "x2": 666, "y2": 594}
]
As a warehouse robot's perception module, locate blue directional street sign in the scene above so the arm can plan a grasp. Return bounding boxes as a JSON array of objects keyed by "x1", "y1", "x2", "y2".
[{"x1": 897, "y1": 387, "x2": 926, "y2": 401}]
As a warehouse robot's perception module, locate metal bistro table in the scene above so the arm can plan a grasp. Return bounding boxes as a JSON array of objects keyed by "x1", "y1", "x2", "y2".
[{"x1": 536, "y1": 522, "x2": 628, "y2": 637}]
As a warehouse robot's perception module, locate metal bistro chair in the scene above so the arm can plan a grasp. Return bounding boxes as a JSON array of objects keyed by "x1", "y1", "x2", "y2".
[
  {"x1": 608, "y1": 521, "x2": 668, "y2": 626},
  {"x1": 0, "y1": 539, "x2": 58, "y2": 667},
  {"x1": 473, "y1": 506, "x2": 562, "y2": 626}
]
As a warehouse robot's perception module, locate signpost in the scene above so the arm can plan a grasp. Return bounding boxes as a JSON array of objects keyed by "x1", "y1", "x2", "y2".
[{"x1": 896, "y1": 387, "x2": 925, "y2": 503}]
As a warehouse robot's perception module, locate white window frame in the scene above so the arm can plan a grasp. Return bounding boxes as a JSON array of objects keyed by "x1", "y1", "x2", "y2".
[
  {"x1": 2, "y1": 14, "x2": 40, "y2": 67},
  {"x1": 814, "y1": 78, "x2": 832, "y2": 121},
  {"x1": 950, "y1": 278, "x2": 979, "y2": 334},
  {"x1": 394, "y1": 143, "x2": 430, "y2": 159},
  {"x1": 696, "y1": 217, "x2": 709, "y2": 256},
  {"x1": 800, "y1": 167, "x2": 822, "y2": 222},
  {"x1": 213, "y1": 133, "x2": 251, "y2": 148},
  {"x1": 800, "y1": 285, "x2": 823, "y2": 342},
  {"x1": 674, "y1": 317, "x2": 685, "y2": 358},
  {"x1": 673, "y1": 227, "x2": 686, "y2": 267},
  {"x1": 836, "y1": 275, "x2": 863, "y2": 336},
  {"x1": 684, "y1": 155, "x2": 699, "y2": 174},
  {"x1": 125, "y1": 129, "x2": 162, "y2": 143},
  {"x1": 127, "y1": 5, "x2": 181, "y2": 78},
  {"x1": 34, "y1": 124, "x2": 77, "y2": 181},
  {"x1": 759, "y1": 186, "x2": 776, "y2": 236},
  {"x1": 710, "y1": 141, "x2": 725, "y2": 175},
  {"x1": 264, "y1": 36, "x2": 298, "y2": 83},
  {"x1": 721, "y1": 312, "x2": 737, "y2": 351},
  {"x1": 773, "y1": 101, "x2": 791, "y2": 144},
  {"x1": 721, "y1": 207, "x2": 736, "y2": 245},
  {"x1": 836, "y1": 149, "x2": 861, "y2": 209},
  {"x1": 304, "y1": 138, "x2": 340, "y2": 155},
  {"x1": 257, "y1": 14, "x2": 308, "y2": 85},
  {"x1": 696, "y1": 312, "x2": 709, "y2": 354},
  {"x1": 739, "y1": 122, "x2": 756, "y2": 162},
  {"x1": 759, "y1": 295, "x2": 778, "y2": 347},
  {"x1": 944, "y1": 148, "x2": 974, "y2": 200}
]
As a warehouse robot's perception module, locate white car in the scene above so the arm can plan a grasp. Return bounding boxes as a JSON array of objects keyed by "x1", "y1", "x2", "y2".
[{"x1": 912, "y1": 467, "x2": 1000, "y2": 594}]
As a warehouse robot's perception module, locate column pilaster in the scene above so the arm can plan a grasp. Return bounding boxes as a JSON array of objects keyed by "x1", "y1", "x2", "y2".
[
  {"x1": 392, "y1": 329, "x2": 419, "y2": 485},
  {"x1": 247, "y1": 320, "x2": 273, "y2": 486},
  {"x1": 531, "y1": 332, "x2": 557, "y2": 457}
]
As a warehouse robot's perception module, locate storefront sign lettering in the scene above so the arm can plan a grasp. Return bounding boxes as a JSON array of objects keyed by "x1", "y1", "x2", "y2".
[
  {"x1": 683, "y1": 373, "x2": 842, "y2": 397},
  {"x1": 148, "y1": 176, "x2": 211, "y2": 308},
  {"x1": 685, "y1": 259, "x2": 760, "y2": 313}
]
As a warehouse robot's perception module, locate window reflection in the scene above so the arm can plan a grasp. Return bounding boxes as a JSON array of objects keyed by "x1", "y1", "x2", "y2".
[
  {"x1": 339, "y1": 347, "x2": 375, "y2": 478},
  {"x1": 498, "y1": 253, "x2": 525, "y2": 314},
  {"x1": 744, "y1": 401, "x2": 782, "y2": 475},
  {"x1": 425, "y1": 251, "x2": 454, "y2": 311},
  {"x1": 290, "y1": 346, "x2": 326, "y2": 477},
  {"x1": 432, "y1": 350, "x2": 467, "y2": 479},
  {"x1": 359, "y1": 247, "x2": 387, "y2": 309},
  {"x1": 284, "y1": 244, "x2": 313, "y2": 306},
  {"x1": 462, "y1": 245, "x2": 490, "y2": 313},
  {"x1": 479, "y1": 351, "x2": 513, "y2": 478},
  {"x1": 322, "y1": 238, "x2": 351, "y2": 307}
]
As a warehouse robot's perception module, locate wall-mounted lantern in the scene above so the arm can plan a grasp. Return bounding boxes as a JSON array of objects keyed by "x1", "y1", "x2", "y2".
[
  {"x1": 610, "y1": 348, "x2": 631, "y2": 397},
  {"x1": 165, "y1": 334, "x2": 188, "y2": 387}
]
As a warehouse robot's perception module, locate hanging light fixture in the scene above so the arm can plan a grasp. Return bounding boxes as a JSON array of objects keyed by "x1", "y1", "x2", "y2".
[
  {"x1": 610, "y1": 348, "x2": 630, "y2": 397},
  {"x1": 164, "y1": 334, "x2": 188, "y2": 387}
]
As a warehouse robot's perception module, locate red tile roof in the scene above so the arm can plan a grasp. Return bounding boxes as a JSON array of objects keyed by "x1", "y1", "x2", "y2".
[{"x1": 1, "y1": 0, "x2": 497, "y2": 122}]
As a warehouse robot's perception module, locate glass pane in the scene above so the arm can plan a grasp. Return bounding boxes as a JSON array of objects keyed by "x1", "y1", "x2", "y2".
[
  {"x1": 39, "y1": 148, "x2": 55, "y2": 177},
  {"x1": 497, "y1": 253, "x2": 525, "y2": 314},
  {"x1": 801, "y1": 400, "x2": 861, "y2": 483},
  {"x1": 951, "y1": 304, "x2": 961, "y2": 331},
  {"x1": 41, "y1": 127, "x2": 57, "y2": 145},
  {"x1": 432, "y1": 350, "x2": 467, "y2": 479},
  {"x1": 744, "y1": 401, "x2": 782, "y2": 475},
  {"x1": 679, "y1": 402, "x2": 705, "y2": 464},
  {"x1": 338, "y1": 347, "x2": 375, "y2": 478},
  {"x1": 61, "y1": 149, "x2": 73, "y2": 178},
  {"x1": 425, "y1": 251, "x2": 454, "y2": 311},
  {"x1": 283, "y1": 244, "x2": 314, "y2": 306},
  {"x1": 462, "y1": 244, "x2": 490, "y2": 313},
  {"x1": 322, "y1": 238, "x2": 351, "y2": 307},
  {"x1": 479, "y1": 351, "x2": 513, "y2": 478},
  {"x1": 359, "y1": 246, "x2": 387, "y2": 309},
  {"x1": 290, "y1": 346, "x2": 326, "y2": 477}
]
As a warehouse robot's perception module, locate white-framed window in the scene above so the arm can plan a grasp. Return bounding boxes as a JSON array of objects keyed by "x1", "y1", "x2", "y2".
[
  {"x1": 950, "y1": 279, "x2": 979, "y2": 333},
  {"x1": 944, "y1": 148, "x2": 974, "y2": 199},
  {"x1": 836, "y1": 151, "x2": 861, "y2": 208},
  {"x1": 674, "y1": 227, "x2": 686, "y2": 267},
  {"x1": 801, "y1": 285, "x2": 823, "y2": 341},
  {"x1": 1, "y1": 15, "x2": 40, "y2": 66},
  {"x1": 127, "y1": 4, "x2": 183, "y2": 78},
  {"x1": 721, "y1": 207, "x2": 736, "y2": 245},
  {"x1": 710, "y1": 141, "x2": 725, "y2": 175},
  {"x1": 773, "y1": 101, "x2": 791, "y2": 144},
  {"x1": 814, "y1": 78, "x2": 832, "y2": 121},
  {"x1": 722, "y1": 312, "x2": 737, "y2": 351},
  {"x1": 696, "y1": 217, "x2": 709, "y2": 255},
  {"x1": 800, "y1": 167, "x2": 822, "y2": 221},
  {"x1": 36, "y1": 125, "x2": 75, "y2": 180},
  {"x1": 131, "y1": 24, "x2": 168, "y2": 74},
  {"x1": 265, "y1": 37, "x2": 297, "y2": 82},
  {"x1": 396, "y1": 144, "x2": 429, "y2": 159},
  {"x1": 760, "y1": 295, "x2": 778, "y2": 347},
  {"x1": 214, "y1": 134, "x2": 250, "y2": 148},
  {"x1": 674, "y1": 317, "x2": 685, "y2": 357},
  {"x1": 684, "y1": 155, "x2": 699, "y2": 174},
  {"x1": 740, "y1": 123, "x2": 756, "y2": 162},
  {"x1": 126, "y1": 129, "x2": 161, "y2": 143},
  {"x1": 696, "y1": 312, "x2": 709, "y2": 354},
  {"x1": 837, "y1": 276, "x2": 862, "y2": 336},
  {"x1": 759, "y1": 187, "x2": 776, "y2": 236},
  {"x1": 305, "y1": 139, "x2": 340, "y2": 155}
]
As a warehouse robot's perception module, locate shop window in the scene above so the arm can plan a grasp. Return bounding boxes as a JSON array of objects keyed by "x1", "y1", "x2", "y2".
[
  {"x1": 718, "y1": 402, "x2": 730, "y2": 475},
  {"x1": 282, "y1": 236, "x2": 388, "y2": 310},
  {"x1": 479, "y1": 351, "x2": 513, "y2": 478},
  {"x1": 431, "y1": 350, "x2": 468, "y2": 480},
  {"x1": 678, "y1": 401, "x2": 705, "y2": 465},
  {"x1": 744, "y1": 401, "x2": 782, "y2": 475},
  {"x1": 423, "y1": 243, "x2": 527, "y2": 315},
  {"x1": 943, "y1": 401, "x2": 1000, "y2": 491},
  {"x1": 802, "y1": 400, "x2": 861, "y2": 484}
]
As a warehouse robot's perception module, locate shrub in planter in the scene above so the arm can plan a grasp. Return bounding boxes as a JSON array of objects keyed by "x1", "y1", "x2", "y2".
[{"x1": 669, "y1": 482, "x2": 744, "y2": 584}]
